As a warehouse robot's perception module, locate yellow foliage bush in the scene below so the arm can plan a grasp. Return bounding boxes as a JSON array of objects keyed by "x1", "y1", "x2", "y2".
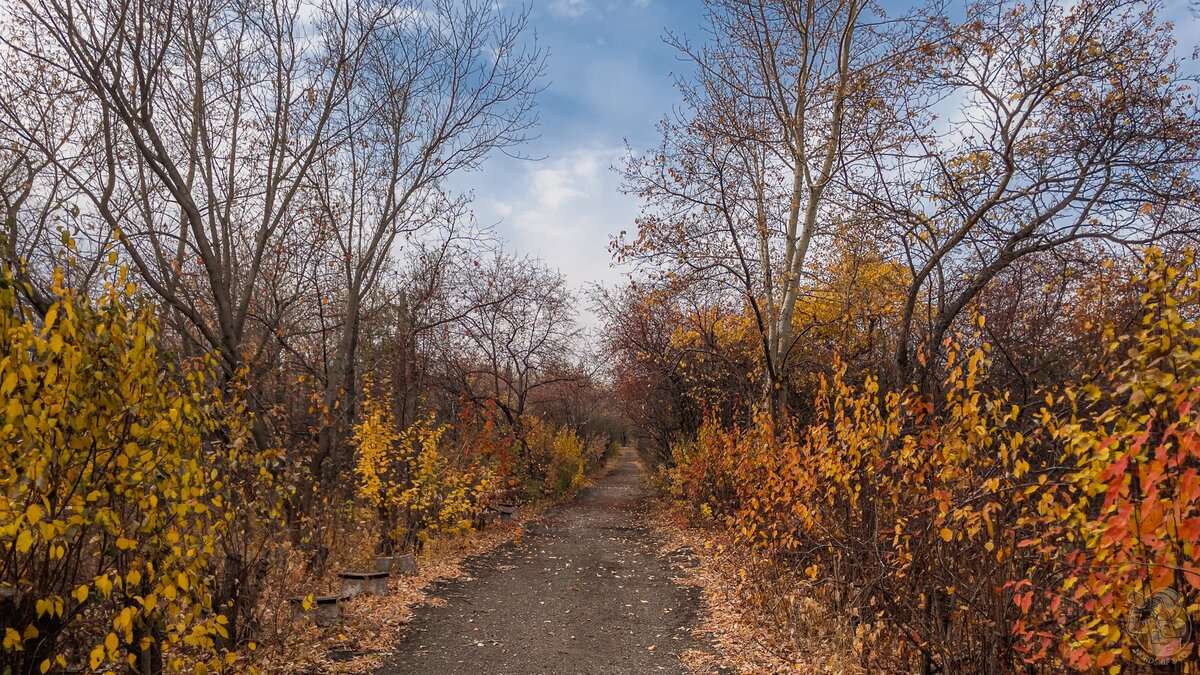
[
  {"x1": 0, "y1": 267, "x2": 241, "y2": 673},
  {"x1": 354, "y1": 392, "x2": 491, "y2": 554},
  {"x1": 518, "y1": 417, "x2": 596, "y2": 496},
  {"x1": 1013, "y1": 249, "x2": 1200, "y2": 669},
  {"x1": 548, "y1": 428, "x2": 585, "y2": 494}
]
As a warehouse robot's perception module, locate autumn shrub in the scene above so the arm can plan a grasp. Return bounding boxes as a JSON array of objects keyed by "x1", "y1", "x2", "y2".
[
  {"x1": 1010, "y1": 249, "x2": 1200, "y2": 670},
  {"x1": 604, "y1": 440, "x2": 622, "y2": 465},
  {"x1": 519, "y1": 419, "x2": 607, "y2": 496},
  {"x1": 518, "y1": 416, "x2": 555, "y2": 492},
  {"x1": 353, "y1": 392, "x2": 492, "y2": 555},
  {"x1": 577, "y1": 435, "x2": 615, "y2": 475},
  {"x1": 669, "y1": 417, "x2": 775, "y2": 525},
  {"x1": 547, "y1": 429, "x2": 585, "y2": 494},
  {"x1": 670, "y1": 250, "x2": 1200, "y2": 672},
  {"x1": 0, "y1": 267, "x2": 246, "y2": 674},
  {"x1": 454, "y1": 403, "x2": 516, "y2": 479}
]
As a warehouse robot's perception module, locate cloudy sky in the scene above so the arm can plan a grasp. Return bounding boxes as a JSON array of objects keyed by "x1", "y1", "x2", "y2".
[{"x1": 447, "y1": 0, "x2": 705, "y2": 298}]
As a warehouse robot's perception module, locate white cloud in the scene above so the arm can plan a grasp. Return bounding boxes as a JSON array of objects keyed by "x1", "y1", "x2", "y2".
[
  {"x1": 548, "y1": 0, "x2": 589, "y2": 19},
  {"x1": 531, "y1": 165, "x2": 585, "y2": 210},
  {"x1": 466, "y1": 146, "x2": 637, "y2": 329}
]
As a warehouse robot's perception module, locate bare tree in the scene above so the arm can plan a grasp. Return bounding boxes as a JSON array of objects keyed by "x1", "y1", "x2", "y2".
[
  {"x1": 357, "y1": 211, "x2": 499, "y2": 433},
  {"x1": 304, "y1": 0, "x2": 544, "y2": 480},
  {"x1": 856, "y1": 0, "x2": 1200, "y2": 381},
  {"x1": 442, "y1": 253, "x2": 580, "y2": 436},
  {"x1": 0, "y1": 45, "x2": 107, "y2": 315},
  {"x1": 3, "y1": 0, "x2": 375, "y2": 384},
  {"x1": 620, "y1": 0, "x2": 938, "y2": 417},
  {"x1": 1, "y1": 0, "x2": 543, "y2": 446}
]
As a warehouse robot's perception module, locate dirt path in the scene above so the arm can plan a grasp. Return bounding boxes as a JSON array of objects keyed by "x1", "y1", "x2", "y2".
[{"x1": 376, "y1": 449, "x2": 704, "y2": 675}]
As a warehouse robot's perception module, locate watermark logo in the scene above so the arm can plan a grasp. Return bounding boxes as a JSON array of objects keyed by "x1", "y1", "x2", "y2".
[{"x1": 1126, "y1": 588, "x2": 1194, "y2": 665}]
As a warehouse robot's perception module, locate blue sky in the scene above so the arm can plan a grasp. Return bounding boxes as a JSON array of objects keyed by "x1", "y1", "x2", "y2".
[{"x1": 448, "y1": 0, "x2": 706, "y2": 298}]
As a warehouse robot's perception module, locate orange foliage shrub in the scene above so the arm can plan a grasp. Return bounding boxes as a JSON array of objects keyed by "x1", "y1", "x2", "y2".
[
  {"x1": 1014, "y1": 250, "x2": 1200, "y2": 670},
  {"x1": 670, "y1": 250, "x2": 1200, "y2": 672}
]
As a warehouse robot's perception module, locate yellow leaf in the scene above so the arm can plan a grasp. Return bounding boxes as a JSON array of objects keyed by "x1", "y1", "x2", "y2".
[
  {"x1": 939, "y1": 528, "x2": 953, "y2": 543},
  {"x1": 15, "y1": 529, "x2": 32, "y2": 553},
  {"x1": 90, "y1": 645, "x2": 104, "y2": 670},
  {"x1": 3, "y1": 627, "x2": 22, "y2": 650},
  {"x1": 0, "y1": 371, "x2": 16, "y2": 395},
  {"x1": 95, "y1": 575, "x2": 113, "y2": 598},
  {"x1": 104, "y1": 631, "x2": 118, "y2": 653}
]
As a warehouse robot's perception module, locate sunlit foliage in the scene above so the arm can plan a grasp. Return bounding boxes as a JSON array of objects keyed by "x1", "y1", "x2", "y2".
[
  {"x1": 0, "y1": 265, "x2": 247, "y2": 673},
  {"x1": 668, "y1": 250, "x2": 1200, "y2": 671},
  {"x1": 354, "y1": 390, "x2": 491, "y2": 555}
]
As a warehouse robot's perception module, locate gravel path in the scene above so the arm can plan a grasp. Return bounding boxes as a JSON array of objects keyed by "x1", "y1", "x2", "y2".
[{"x1": 376, "y1": 449, "x2": 703, "y2": 675}]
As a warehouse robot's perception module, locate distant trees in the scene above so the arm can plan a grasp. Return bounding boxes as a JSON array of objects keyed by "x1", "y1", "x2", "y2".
[
  {"x1": 596, "y1": 283, "x2": 703, "y2": 462},
  {"x1": 444, "y1": 253, "x2": 580, "y2": 432}
]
